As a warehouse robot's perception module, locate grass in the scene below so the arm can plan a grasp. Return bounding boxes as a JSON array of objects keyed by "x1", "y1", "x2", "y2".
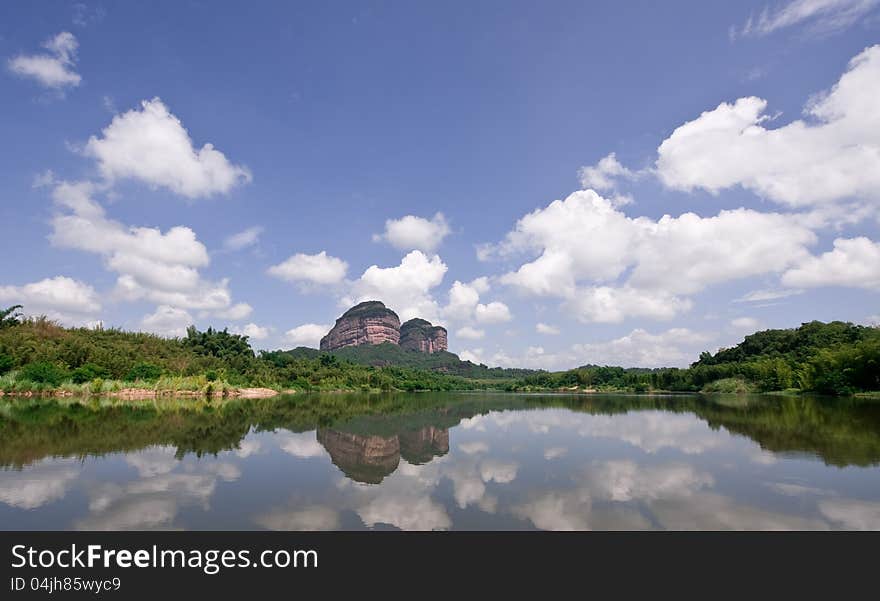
[
  {"x1": 0, "y1": 371, "x2": 246, "y2": 397},
  {"x1": 701, "y1": 378, "x2": 757, "y2": 394}
]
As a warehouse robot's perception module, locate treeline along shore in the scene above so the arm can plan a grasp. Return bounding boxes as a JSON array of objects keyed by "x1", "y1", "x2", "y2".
[{"x1": 0, "y1": 305, "x2": 877, "y2": 399}]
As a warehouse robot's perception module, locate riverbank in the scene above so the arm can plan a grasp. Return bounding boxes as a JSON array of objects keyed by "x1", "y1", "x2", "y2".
[{"x1": 0, "y1": 386, "x2": 282, "y2": 399}]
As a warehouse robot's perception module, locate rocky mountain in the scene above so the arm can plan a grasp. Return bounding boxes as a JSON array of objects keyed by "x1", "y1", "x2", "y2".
[
  {"x1": 319, "y1": 301, "x2": 447, "y2": 354},
  {"x1": 319, "y1": 301, "x2": 401, "y2": 351},
  {"x1": 400, "y1": 318, "x2": 448, "y2": 354}
]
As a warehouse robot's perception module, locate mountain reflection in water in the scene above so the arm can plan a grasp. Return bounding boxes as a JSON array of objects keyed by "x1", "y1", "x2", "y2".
[{"x1": 1, "y1": 392, "x2": 879, "y2": 530}]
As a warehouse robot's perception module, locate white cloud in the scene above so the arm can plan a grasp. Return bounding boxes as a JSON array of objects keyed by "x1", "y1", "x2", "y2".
[
  {"x1": 278, "y1": 432, "x2": 325, "y2": 459},
  {"x1": 737, "y1": 0, "x2": 879, "y2": 38},
  {"x1": 474, "y1": 301, "x2": 512, "y2": 324},
  {"x1": 819, "y1": 498, "x2": 880, "y2": 530},
  {"x1": 730, "y1": 317, "x2": 761, "y2": 332},
  {"x1": 471, "y1": 327, "x2": 714, "y2": 370},
  {"x1": 735, "y1": 288, "x2": 804, "y2": 302},
  {"x1": 140, "y1": 305, "x2": 193, "y2": 338},
  {"x1": 455, "y1": 326, "x2": 485, "y2": 340},
  {"x1": 49, "y1": 180, "x2": 243, "y2": 314},
  {"x1": 215, "y1": 302, "x2": 253, "y2": 320},
  {"x1": 84, "y1": 98, "x2": 251, "y2": 198},
  {"x1": 578, "y1": 152, "x2": 635, "y2": 192},
  {"x1": 346, "y1": 250, "x2": 447, "y2": 322},
  {"x1": 656, "y1": 45, "x2": 880, "y2": 211},
  {"x1": 492, "y1": 190, "x2": 815, "y2": 323},
  {"x1": 284, "y1": 323, "x2": 331, "y2": 347},
  {"x1": 782, "y1": 237, "x2": 880, "y2": 290},
  {"x1": 223, "y1": 226, "x2": 263, "y2": 251},
  {"x1": 458, "y1": 348, "x2": 485, "y2": 364},
  {"x1": 564, "y1": 286, "x2": 693, "y2": 324},
  {"x1": 256, "y1": 506, "x2": 340, "y2": 531},
  {"x1": 0, "y1": 276, "x2": 101, "y2": 326},
  {"x1": 0, "y1": 461, "x2": 79, "y2": 509},
  {"x1": 572, "y1": 328, "x2": 714, "y2": 368},
  {"x1": 233, "y1": 323, "x2": 271, "y2": 340},
  {"x1": 536, "y1": 322, "x2": 560, "y2": 335},
  {"x1": 373, "y1": 212, "x2": 450, "y2": 252},
  {"x1": 7, "y1": 31, "x2": 81, "y2": 90},
  {"x1": 267, "y1": 251, "x2": 348, "y2": 287},
  {"x1": 442, "y1": 277, "x2": 510, "y2": 328}
]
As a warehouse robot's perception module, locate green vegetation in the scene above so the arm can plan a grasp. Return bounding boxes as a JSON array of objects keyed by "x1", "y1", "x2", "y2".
[
  {"x1": 275, "y1": 342, "x2": 535, "y2": 380},
  {"x1": 0, "y1": 306, "x2": 876, "y2": 397},
  {"x1": 2, "y1": 392, "x2": 879, "y2": 469},
  {"x1": 0, "y1": 304, "x2": 23, "y2": 329},
  {"x1": 0, "y1": 311, "x2": 493, "y2": 395},
  {"x1": 510, "y1": 321, "x2": 880, "y2": 396}
]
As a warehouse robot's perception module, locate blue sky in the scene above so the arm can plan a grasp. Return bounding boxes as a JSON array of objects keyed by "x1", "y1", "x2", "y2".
[{"x1": 2, "y1": 1, "x2": 879, "y2": 369}]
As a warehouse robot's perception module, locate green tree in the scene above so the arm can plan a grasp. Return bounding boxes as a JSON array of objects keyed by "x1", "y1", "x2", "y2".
[
  {"x1": 18, "y1": 361, "x2": 69, "y2": 386},
  {"x1": 126, "y1": 362, "x2": 163, "y2": 382},
  {"x1": 0, "y1": 305, "x2": 23, "y2": 329}
]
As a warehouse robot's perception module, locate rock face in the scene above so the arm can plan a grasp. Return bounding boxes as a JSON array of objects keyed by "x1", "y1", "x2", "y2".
[
  {"x1": 320, "y1": 301, "x2": 400, "y2": 351},
  {"x1": 317, "y1": 428, "x2": 401, "y2": 484},
  {"x1": 399, "y1": 426, "x2": 449, "y2": 465},
  {"x1": 399, "y1": 318, "x2": 448, "y2": 354},
  {"x1": 317, "y1": 426, "x2": 449, "y2": 483}
]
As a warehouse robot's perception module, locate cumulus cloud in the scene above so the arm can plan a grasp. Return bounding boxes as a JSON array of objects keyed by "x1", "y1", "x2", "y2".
[
  {"x1": 346, "y1": 250, "x2": 447, "y2": 322},
  {"x1": 49, "y1": 180, "x2": 243, "y2": 314},
  {"x1": 490, "y1": 190, "x2": 815, "y2": 323},
  {"x1": 577, "y1": 153, "x2": 640, "y2": 204},
  {"x1": 84, "y1": 98, "x2": 251, "y2": 198},
  {"x1": 284, "y1": 323, "x2": 331, "y2": 347},
  {"x1": 536, "y1": 323, "x2": 560, "y2": 335},
  {"x1": 474, "y1": 301, "x2": 512, "y2": 324},
  {"x1": 223, "y1": 226, "x2": 263, "y2": 251},
  {"x1": 373, "y1": 213, "x2": 451, "y2": 252},
  {"x1": 656, "y1": 45, "x2": 880, "y2": 211},
  {"x1": 140, "y1": 305, "x2": 193, "y2": 337},
  {"x1": 0, "y1": 276, "x2": 101, "y2": 326},
  {"x1": 455, "y1": 326, "x2": 485, "y2": 340},
  {"x1": 782, "y1": 237, "x2": 880, "y2": 290},
  {"x1": 442, "y1": 277, "x2": 510, "y2": 328},
  {"x1": 0, "y1": 461, "x2": 79, "y2": 509},
  {"x1": 215, "y1": 302, "x2": 253, "y2": 321},
  {"x1": 7, "y1": 31, "x2": 81, "y2": 90},
  {"x1": 267, "y1": 251, "x2": 348, "y2": 287},
  {"x1": 736, "y1": 0, "x2": 879, "y2": 38},
  {"x1": 572, "y1": 328, "x2": 714, "y2": 368},
  {"x1": 232, "y1": 323, "x2": 271, "y2": 340},
  {"x1": 464, "y1": 327, "x2": 714, "y2": 370},
  {"x1": 730, "y1": 317, "x2": 762, "y2": 332}
]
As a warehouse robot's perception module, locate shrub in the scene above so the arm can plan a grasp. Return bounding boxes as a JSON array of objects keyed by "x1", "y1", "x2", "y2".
[
  {"x1": 71, "y1": 363, "x2": 110, "y2": 383},
  {"x1": 126, "y1": 362, "x2": 163, "y2": 382},
  {"x1": 0, "y1": 352, "x2": 13, "y2": 375},
  {"x1": 18, "y1": 361, "x2": 69, "y2": 386}
]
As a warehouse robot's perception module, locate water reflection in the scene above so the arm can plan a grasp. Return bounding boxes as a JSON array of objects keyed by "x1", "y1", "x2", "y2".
[{"x1": 1, "y1": 392, "x2": 879, "y2": 530}]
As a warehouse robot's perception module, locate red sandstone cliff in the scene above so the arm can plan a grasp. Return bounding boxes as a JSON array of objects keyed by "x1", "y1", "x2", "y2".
[
  {"x1": 319, "y1": 301, "x2": 401, "y2": 351},
  {"x1": 399, "y1": 318, "x2": 448, "y2": 354}
]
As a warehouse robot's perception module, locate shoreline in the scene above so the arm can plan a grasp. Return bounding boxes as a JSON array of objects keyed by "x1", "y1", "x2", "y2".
[{"x1": 0, "y1": 386, "x2": 283, "y2": 400}]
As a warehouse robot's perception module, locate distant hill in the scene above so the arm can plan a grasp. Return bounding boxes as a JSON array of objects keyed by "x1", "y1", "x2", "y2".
[
  {"x1": 277, "y1": 342, "x2": 539, "y2": 379},
  {"x1": 693, "y1": 320, "x2": 879, "y2": 366}
]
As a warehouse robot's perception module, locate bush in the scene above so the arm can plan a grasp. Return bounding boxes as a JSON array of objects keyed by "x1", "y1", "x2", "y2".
[
  {"x1": 71, "y1": 363, "x2": 109, "y2": 383},
  {"x1": 126, "y1": 362, "x2": 163, "y2": 382},
  {"x1": 0, "y1": 352, "x2": 13, "y2": 375},
  {"x1": 18, "y1": 361, "x2": 69, "y2": 386}
]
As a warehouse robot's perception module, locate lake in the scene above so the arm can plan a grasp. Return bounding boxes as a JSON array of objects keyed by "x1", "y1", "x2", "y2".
[{"x1": 1, "y1": 392, "x2": 879, "y2": 530}]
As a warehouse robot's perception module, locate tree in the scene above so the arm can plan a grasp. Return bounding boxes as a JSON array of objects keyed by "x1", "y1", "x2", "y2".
[{"x1": 0, "y1": 305, "x2": 22, "y2": 329}]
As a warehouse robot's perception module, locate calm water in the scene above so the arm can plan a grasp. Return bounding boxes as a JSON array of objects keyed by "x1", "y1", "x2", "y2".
[{"x1": 1, "y1": 392, "x2": 879, "y2": 530}]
